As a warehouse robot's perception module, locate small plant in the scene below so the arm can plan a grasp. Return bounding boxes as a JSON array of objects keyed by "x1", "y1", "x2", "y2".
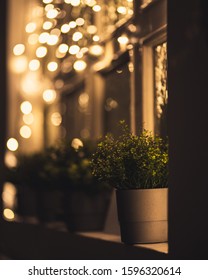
[{"x1": 91, "y1": 121, "x2": 168, "y2": 189}]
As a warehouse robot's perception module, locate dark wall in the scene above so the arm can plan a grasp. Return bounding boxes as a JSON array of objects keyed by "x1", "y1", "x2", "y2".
[
  {"x1": 168, "y1": 0, "x2": 208, "y2": 258},
  {"x1": 0, "y1": 0, "x2": 7, "y2": 219}
]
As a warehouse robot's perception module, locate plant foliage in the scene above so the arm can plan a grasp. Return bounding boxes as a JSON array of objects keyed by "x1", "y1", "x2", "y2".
[{"x1": 91, "y1": 121, "x2": 168, "y2": 189}]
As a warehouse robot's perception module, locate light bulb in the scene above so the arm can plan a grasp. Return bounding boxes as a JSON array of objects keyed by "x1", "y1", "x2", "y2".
[
  {"x1": 13, "y1": 44, "x2": 25, "y2": 56},
  {"x1": 47, "y1": 61, "x2": 58, "y2": 72},
  {"x1": 20, "y1": 101, "x2": 32, "y2": 114},
  {"x1": 29, "y1": 59, "x2": 40, "y2": 71},
  {"x1": 73, "y1": 60, "x2": 87, "y2": 71},
  {"x1": 36, "y1": 46, "x2": 47, "y2": 58},
  {"x1": 20, "y1": 125, "x2": 32, "y2": 139},
  {"x1": 43, "y1": 89, "x2": 57, "y2": 103},
  {"x1": 7, "y1": 138, "x2": 19, "y2": 152},
  {"x1": 25, "y1": 22, "x2": 37, "y2": 33}
]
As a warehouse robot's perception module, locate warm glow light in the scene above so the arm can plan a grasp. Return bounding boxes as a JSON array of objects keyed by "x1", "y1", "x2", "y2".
[
  {"x1": 7, "y1": 138, "x2": 19, "y2": 152},
  {"x1": 11, "y1": 56, "x2": 27, "y2": 73},
  {"x1": 47, "y1": 61, "x2": 58, "y2": 71},
  {"x1": 13, "y1": 44, "x2": 25, "y2": 56},
  {"x1": 47, "y1": 34, "x2": 59, "y2": 45},
  {"x1": 51, "y1": 28, "x2": 61, "y2": 36},
  {"x1": 45, "y1": 4, "x2": 54, "y2": 12},
  {"x1": 43, "y1": 89, "x2": 57, "y2": 103},
  {"x1": 58, "y1": 44, "x2": 68, "y2": 53},
  {"x1": 32, "y1": 6, "x2": 44, "y2": 17},
  {"x1": 43, "y1": 21, "x2": 53, "y2": 30},
  {"x1": 25, "y1": 22, "x2": 37, "y2": 33},
  {"x1": 89, "y1": 45, "x2": 104, "y2": 56},
  {"x1": 3, "y1": 208, "x2": 15, "y2": 220},
  {"x1": 64, "y1": 0, "x2": 71, "y2": 3},
  {"x1": 55, "y1": 79, "x2": 64, "y2": 89},
  {"x1": 69, "y1": 45, "x2": 80, "y2": 55},
  {"x1": 21, "y1": 73, "x2": 42, "y2": 95},
  {"x1": 23, "y1": 113, "x2": 34, "y2": 125},
  {"x1": 87, "y1": 25, "x2": 97, "y2": 34},
  {"x1": 4, "y1": 152, "x2": 17, "y2": 168},
  {"x1": 29, "y1": 59, "x2": 40, "y2": 71},
  {"x1": 47, "y1": 8, "x2": 59, "y2": 19},
  {"x1": 56, "y1": 50, "x2": 66, "y2": 58},
  {"x1": 85, "y1": 0, "x2": 96, "y2": 7},
  {"x1": 72, "y1": 31, "x2": 83, "y2": 41},
  {"x1": 81, "y1": 47, "x2": 88, "y2": 54},
  {"x1": 2, "y1": 183, "x2": 17, "y2": 208},
  {"x1": 73, "y1": 60, "x2": 87, "y2": 71},
  {"x1": 43, "y1": 0, "x2": 53, "y2": 3},
  {"x1": 20, "y1": 101, "x2": 32, "y2": 114},
  {"x1": 92, "y1": 5, "x2": 101, "y2": 12},
  {"x1": 36, "y1": 46, "x2": 48, "y2": 58},
  {"x1": 93, "y1": 35, "x2": 100, "y2": 42},
  {"x1": 51, "y1": 112, "x2": 62, "y2": 126},
  {"x1": 20, "y1": 125, "x2": 32, "y2": 138},
  {"x1": 39, "y1": 32, "x2": 50, "y2": 43},
  {"x1": 69, "y1": 21, "x2": 76, "y2": 28},
  {"x1": 118, "y1": 35, "x2": 129, "y2": 44},
  {"x1": 76, "y1": 18, "x2": 85, "y2": 26},
  {"x1": 61, "y1": 23, "x2": 70, "y2": 33},
  {"x1": 71, "y1": 0, "x2": 80, "y2": 6},
  {"x1": 76, "y1": 52, "x2": 83, "y2": 59},
  {"x1": 28, "y1": 33, "x2": 39, "y2": 45},
  {"x1": 117, "y1": 6, "x2": 127, "y2": 14},
  {"x1": 78, "y1": 93, "x2": 89, "y2": 108},
  {"x1": 71, "y1": 138, "x2": 83, "y2": 149}
]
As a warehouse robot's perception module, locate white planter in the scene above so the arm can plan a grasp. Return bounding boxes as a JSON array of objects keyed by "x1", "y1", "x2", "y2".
[{"x1": 116, "y1": 188, "x2": 168, "y2": 244}]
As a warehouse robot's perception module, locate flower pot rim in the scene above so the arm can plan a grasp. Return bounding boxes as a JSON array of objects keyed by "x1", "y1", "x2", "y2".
[{"x1": 116, "y1": 187, "x2": 168, "y2": 192}]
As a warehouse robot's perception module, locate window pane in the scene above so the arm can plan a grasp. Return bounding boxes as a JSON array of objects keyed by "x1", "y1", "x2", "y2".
[
  {"x1": 104, "y1": 63, "x2": 131, "y2": 136},
  {"x1": 154, "y1": 42, "x2": 168, "y2": 138}
]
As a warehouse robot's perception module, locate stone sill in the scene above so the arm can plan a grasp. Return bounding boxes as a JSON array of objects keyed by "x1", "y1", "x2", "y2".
[
  {"x1": 0, "y1": 220, "x2": 168, "y2": 259},
  {"x1": 78, "y1": 231, "x2": 168, "y2": 254}
]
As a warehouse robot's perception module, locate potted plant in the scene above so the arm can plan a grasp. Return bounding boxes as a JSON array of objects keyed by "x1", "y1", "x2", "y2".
[
  {"x1": 91, "y1": 121, "x2": 168, "y2": 244},
  {"x1": 5, "y1": 150, "x2": 64, "y2": 223},
  {"x1": 49, "y1": 139, "x2": 112, "y2": 231}
]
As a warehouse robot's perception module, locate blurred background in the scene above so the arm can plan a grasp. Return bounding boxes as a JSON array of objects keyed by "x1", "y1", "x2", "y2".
[{"x1": 3, "y1": 0, "x2": 167, "y2": 230}]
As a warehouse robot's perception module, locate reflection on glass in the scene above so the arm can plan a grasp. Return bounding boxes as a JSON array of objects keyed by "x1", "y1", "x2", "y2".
[{"x1": 154, "y1": 42, "x2": 167, "y2": 138}]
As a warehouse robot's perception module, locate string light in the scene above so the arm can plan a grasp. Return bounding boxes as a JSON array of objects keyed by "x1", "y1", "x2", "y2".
[
  {"x1": 7, "y1": 138, "x2": 19, "y2": 152},
  {"x1": 25, "y1": 22, "x2": 37, "y2": 33},
  {"x1": 43, "y1": 21, "x2": 53, "y2": 30},
  {"x1": 29, "y1": 59, "x2": 40, "y2": 71},
  {"x1": 72, "y1": 31, "x2": 83, "y2": 41},
  {"x1": 20, "y1": 101, "x2": 32, "y2": 114},
  {"x1": 23, "y1": 113, "x2": 34, "y2": 125},
  {"x1": 51, "y1": 112, "x2": 62, "y2": 126},
  {"x1": 89, "y1": 45, "x2": 104, "y2": 56},
  {"x1": 28, "y1": 34, "x2": 39, "y2": 45},
  {"x1": 43, "y1": 89, "x2": 57, "y2": 103},
  {"x1": 36, "y1": 46, "x2": 48, "y2": 58},
  {"x1": 46, "y1": 8, "x2": 59, "y2": 19},
  {"x1": 13, "y1": 44, "x2": 25, "y2": 56},
  {"x1": 76, "y1": 18, "x2": 85, "y2": 26},
  {"x1": 47, "y1": 61, "x2": 58, "y2": 71},
  {"x1": 19, "y1": 125, "x2": 32, "y2": 139},
  {"x1": 92, "y1": 5, "x2": 101, "y2": 12},
  {"x1": 61, "y1": 23, "x2": 70, "y2": 33},
  {"x1": 39, "y1": 32, "x2": 50, "y2": 43},
  {"x1": 71, "y1": 0, "x2": 81, "y2": 6},
  {"x1": 73, "y1": 60, "x2": 87, "y2": 71},
  {"x1": 58, "y1": 44, "x2": 68, "y2": 53},
  {"x1": 43, "y1": 0, "x2": 53, "y2": 3},
  {"x1": 69, "y1": 45, "x2": 80, "y2": 55}
]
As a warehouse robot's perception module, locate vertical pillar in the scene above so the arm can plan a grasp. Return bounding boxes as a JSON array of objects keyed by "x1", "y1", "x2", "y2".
[
  {"x1": 0, "y1": 0, "x2": 7, "y2": 221},
  {"x1": 168, "y1": 0, "x2": 208, "y2": 258}
]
